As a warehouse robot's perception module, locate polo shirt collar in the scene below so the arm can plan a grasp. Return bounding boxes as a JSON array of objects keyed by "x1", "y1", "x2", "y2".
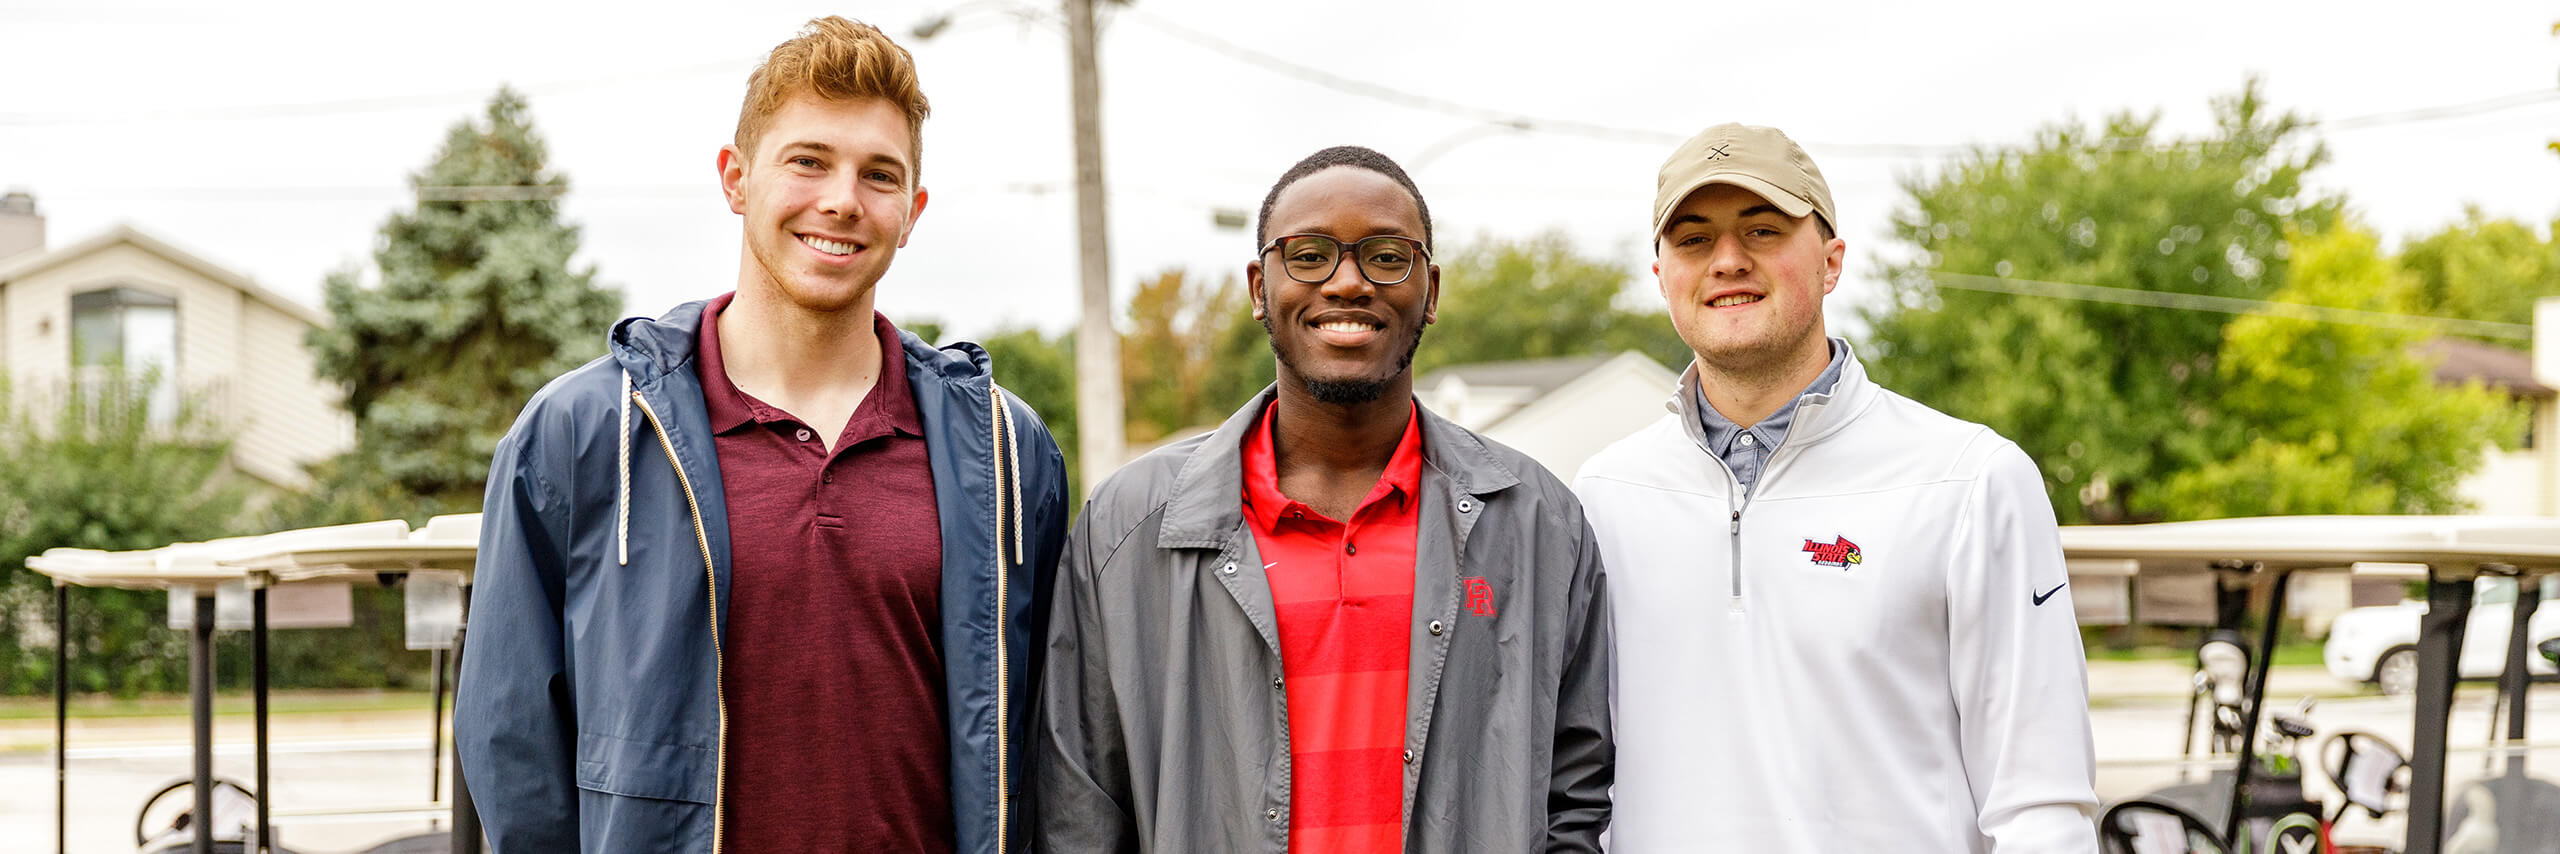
[
  {"x1": 695, "y1": 291, "x2": 922, "y2": 439},
  {"x1": 1239, "y1": 399, "x2": 1425, "y2": 532}
]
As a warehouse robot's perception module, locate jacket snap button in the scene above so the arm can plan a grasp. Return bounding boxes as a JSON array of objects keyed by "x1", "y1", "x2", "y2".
[
  {"x1": 1458, "y1": 499, "x2": 1473, "y2": 513},
  {"x1": 1344, "y1": 543, "x2": 1357, "y2": 556},
  {"x1": 1428, "y1": 620, "x2": 1445, "y2": 636},
  {"x1": 1222, "y1": 562, "x2": 1237, "y2": 575},
  {"x1": 1272, "y1": 676, "x2": 1283, "y2": 690},
  {"x1": 1266, "y1": 808, "x2": 1281, "y2": 822},
  {"x1": 1402, "y1": 749, "x2": 1415, "y2": 764}
]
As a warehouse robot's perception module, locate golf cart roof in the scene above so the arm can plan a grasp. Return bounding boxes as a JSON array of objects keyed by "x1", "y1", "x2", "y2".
[
  {"x1": 25, "y1": 515, "x2": 481, "y2": 588},
  {"x1": 2059, "y1": 515, "x2": 2560, "y2": 577}
]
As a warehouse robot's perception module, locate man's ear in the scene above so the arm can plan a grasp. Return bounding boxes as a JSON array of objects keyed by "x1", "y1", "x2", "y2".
[
  {"x1": 1246, "y1": 260, "x2": 1268, "y2": 320},
  {"x1": 1422, "y1": 264, "x2": 1440, "y2": 325},
  {"x1": 1821, "y1": 236, "x2": 1847, "y2": 294},
  {"x1": 718, "y1": 145, "x2": 749, "y2": 215},
  {"x1": 896, "y1": 186, "x2": 930, "y2": 248}
]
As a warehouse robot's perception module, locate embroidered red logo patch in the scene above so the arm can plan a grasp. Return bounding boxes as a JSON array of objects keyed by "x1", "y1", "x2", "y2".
[
  {"x1": 1802, "y1": 536, "x2": 1862, "y2": 568},
  {"x1": 1464, "y1": 577, "x2": 1497, "y2": 617}
]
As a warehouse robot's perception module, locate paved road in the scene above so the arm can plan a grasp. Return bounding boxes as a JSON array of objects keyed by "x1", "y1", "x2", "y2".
[{"x1": 3, "y1": 665, "x2": 2555, "y2": 852}]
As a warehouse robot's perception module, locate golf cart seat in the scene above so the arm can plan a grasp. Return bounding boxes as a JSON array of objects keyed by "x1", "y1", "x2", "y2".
[{"x1": 2099, "y1": 798, "x2": 2230, "y2": 854}]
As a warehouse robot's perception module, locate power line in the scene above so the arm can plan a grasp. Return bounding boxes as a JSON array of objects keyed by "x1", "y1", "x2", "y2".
[
  {"x1": 1124, "y1": 7, "x2": 2560, "y2": 158},
  {"x1": 1926, "y1": 271, "x2": 2533, "y2": 341}
]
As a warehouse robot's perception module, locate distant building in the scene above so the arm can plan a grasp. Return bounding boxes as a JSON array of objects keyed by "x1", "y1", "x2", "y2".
[
  {"x1": 2438, "y1": 302, "x2": 2560, "y2": 516},
  {"x1": 1414, "y1": 350, "x2": 1682, "y2": 481},
  {"x1": 0, "y1": 192, "x2": 352, "y2": 490}
]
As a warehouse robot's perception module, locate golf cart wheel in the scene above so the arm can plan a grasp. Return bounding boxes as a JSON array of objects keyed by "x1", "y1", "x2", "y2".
[{"x1": 2375, "y1": 645, "x2": 2418, "y2": 697}]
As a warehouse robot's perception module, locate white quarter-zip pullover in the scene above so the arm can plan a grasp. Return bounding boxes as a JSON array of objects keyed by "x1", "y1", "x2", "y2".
[{"x1": 1575, "y1": 345, "x2": 2098, "y2": 852}]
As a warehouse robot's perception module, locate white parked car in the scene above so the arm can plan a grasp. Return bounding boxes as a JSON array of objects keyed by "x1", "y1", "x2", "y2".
[{"x1": 2324, "y1": 576, "x2": 2560, "y2": 696}]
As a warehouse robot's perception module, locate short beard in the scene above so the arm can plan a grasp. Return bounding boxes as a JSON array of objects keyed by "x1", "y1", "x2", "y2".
[{"x1": 1264, "y1": 314, "x2": 1425, "y2": 405}]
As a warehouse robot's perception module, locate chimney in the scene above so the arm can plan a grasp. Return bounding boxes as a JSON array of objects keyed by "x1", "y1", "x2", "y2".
[{"x1": 0, "y1": 190, "x2": 42, "y2": 261}]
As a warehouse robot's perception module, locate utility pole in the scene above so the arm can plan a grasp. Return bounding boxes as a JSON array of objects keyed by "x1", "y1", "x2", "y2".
[{"x1": 1065, "y1": 0, "x2": 1123, "y2": 491}]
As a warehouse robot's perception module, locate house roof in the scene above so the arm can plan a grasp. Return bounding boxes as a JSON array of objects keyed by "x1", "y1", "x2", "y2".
[
  {"x1": 1415, "y1": 353, "x2": 1616, "y2": 397},
  {"x1": 0, "y1": 223, "x2": 328, "y2": 327},
  {"x1": 2420, "y1": 336, "x2": 2551, "y2": 397}
]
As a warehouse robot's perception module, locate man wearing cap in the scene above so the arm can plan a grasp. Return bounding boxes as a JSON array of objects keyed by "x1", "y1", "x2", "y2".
[{"x1": 1572, "y1": 124, "x2": 2097, "y2": 851}]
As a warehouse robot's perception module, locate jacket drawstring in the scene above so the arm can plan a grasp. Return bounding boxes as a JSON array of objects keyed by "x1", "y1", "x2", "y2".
[
  {"x1": 618, "y1": 369, "x2": 631, "y2": 566},
  {"x1": 1004, "y1": 395, "x2": 1023, "y2": 565}
]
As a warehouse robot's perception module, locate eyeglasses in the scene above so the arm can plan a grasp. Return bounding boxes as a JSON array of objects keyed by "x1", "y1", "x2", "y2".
[{"x1": 1257, "y1": 233, "x2": 1430, "y2": 286}]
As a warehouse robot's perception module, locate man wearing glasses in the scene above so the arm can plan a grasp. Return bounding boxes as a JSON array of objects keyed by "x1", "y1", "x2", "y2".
[{"x1": 1033, "y1": 145, "x2": 1614, "y2": 853}]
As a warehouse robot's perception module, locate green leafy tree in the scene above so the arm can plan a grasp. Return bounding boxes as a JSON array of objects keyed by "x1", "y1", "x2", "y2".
[
  {"x1": 1862, "y1": 80, "x2": 2344, "y2": 522},
  {"x1": 980, "y1": 326, "x2": 1081, "y2": 498},
  {"x1": 1420, "y1": 232, "x2": 1691, "y2": 376},
  {"x1": 2396, "y1": 208, "x2": 2560, "y2": 329},
  {"x1": 2151, "y1": 225, "x2": 2521, "y2": 516},
  {"x1": 0, "y1": 370, "x2": 246, "y2": 695},
  {"x1": 301, "y1": 88, "x2": 621, "y2": 520}
]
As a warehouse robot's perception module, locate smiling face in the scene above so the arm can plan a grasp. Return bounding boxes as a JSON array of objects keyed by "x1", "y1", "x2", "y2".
[
  {"x1": 1654, "y1": 182, "x2": 1843, "y2": 377},
  {"x1": 720, "y1": 93, "x2": 928, "y2": 313},
  {"x1": 1249, "y1": 166, "x2": 1439, "y2": 406}
]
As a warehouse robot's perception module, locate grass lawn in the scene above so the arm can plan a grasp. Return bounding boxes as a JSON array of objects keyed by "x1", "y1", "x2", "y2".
[
  {"x1": 0, "y1": 689, "x2": 440, "y2": 722},
  {"x1": 2084, "y1": 640, "x2": 2328, "y2": 668}
]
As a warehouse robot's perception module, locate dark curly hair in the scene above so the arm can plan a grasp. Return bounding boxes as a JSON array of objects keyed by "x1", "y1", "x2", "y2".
[{"x1": 1253, "y1": 145, "x2": 1433, "y2": 252}]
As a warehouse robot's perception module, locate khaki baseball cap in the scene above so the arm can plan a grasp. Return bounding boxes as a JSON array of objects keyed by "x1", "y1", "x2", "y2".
[{"x1": 1652, "y1": 123, "x2": 1836, "y2": 239}]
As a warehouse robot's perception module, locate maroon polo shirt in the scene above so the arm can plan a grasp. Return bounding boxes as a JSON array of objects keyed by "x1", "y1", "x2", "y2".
[{"x1": 698, "y1": 292, "x2": 951, "y2": 853}]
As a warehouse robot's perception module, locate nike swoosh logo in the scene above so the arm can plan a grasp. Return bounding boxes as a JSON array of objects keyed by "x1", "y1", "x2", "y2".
[{"x1": 2032, "y1": 582, "x2": 2068, "y2": 606}]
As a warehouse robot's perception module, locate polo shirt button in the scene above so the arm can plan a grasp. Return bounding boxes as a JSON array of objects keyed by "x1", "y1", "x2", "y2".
[
  {"x1": 1266, "y1": 808, "x2": 1281, "y2": 822},
  {"x1": 1402, "y1": 749, "x2": 1415, "y2": 764},
  {"x1": 795, "y1": 428, "x2": 813, "y2": 442},
  {"x1": 1222, "y1": 562, "x2": 1237, "y2": 575},
  {"x1": 1739, "y1": 433, "x2": 1756, "y2": 447},
  {"x1": 1457, "y1": 498, "x2": 1473, "y2": 513},
  {"x1": 1344, "y1": 543, "x2": 1357, "y2": 556},
  {"x1": 1428, "y1": 620, "x2": 1445, "y2": 636}
]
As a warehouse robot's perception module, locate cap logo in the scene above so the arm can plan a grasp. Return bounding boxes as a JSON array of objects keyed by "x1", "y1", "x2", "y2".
[{"x1": 1705, "y1": 143, "x2": 1733, "y2": 160}]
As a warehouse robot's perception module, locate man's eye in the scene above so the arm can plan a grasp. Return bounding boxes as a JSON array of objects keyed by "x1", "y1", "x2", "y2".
[
  {"x1": 1366, "y1": 251, "x2": 1409, "y2": 265},
  {"x1": 790, "y1": 156, "x2": 822, "y2": 169},
  {"x1": 866, "y1": 170, "x2": 897, "y2": 183},
  {"x1": 1288, "y1": 250, "x2": 1332, "y2": 264}
]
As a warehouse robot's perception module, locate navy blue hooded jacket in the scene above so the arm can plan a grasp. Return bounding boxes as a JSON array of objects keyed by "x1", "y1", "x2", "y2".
[{"x1": 456, "y1": 300, "x2": 1070, "y2": 853}]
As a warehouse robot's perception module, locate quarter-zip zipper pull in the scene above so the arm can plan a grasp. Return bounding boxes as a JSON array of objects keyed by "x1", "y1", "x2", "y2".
[{"x1": 1728, "y1": 509, "x2": 1745, "y2": 614}]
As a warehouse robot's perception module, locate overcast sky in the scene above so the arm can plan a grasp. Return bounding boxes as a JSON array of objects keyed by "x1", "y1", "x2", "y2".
[{"x1": 3, "y1": 0, "x2": 2555, "y2": 342}]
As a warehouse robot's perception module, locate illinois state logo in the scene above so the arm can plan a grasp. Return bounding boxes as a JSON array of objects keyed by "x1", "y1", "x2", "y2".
[{"x1": 1802, "y1": 536, "x2": 1862, "y2": 568}]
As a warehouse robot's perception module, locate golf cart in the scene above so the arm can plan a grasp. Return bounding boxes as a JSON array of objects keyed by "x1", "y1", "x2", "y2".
[
  {"x1": 2062, "y1": 515, "x2": 2560, "y2": 854},
  {"x1": 28, "y1": 516, "x2": 487, "y2": 854}
]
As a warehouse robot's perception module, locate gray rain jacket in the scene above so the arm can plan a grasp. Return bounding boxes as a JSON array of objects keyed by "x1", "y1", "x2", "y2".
[{"x1": 1034, "y1": 389, "x2": 1614, "y2": 853}]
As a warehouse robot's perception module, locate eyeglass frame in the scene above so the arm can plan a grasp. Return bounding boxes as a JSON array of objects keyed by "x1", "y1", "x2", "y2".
[{"x1": 1255, "y1": 233, "x2": 1433, "y2": 286}]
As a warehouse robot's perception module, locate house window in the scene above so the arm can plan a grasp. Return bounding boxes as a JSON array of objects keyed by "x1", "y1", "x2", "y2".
[{"x1": 70, "y1": 286, "x2": 179, "y2": 422}]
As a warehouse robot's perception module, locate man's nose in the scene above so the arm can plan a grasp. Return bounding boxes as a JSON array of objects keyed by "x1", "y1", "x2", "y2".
[{"x1": 1708, "y1": 233, "x2": 1750, "y2": 277}]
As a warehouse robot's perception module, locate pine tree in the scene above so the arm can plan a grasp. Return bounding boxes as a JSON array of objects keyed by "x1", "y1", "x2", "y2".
[{"x1": 303, "y1": 88, "x2": 621, "y2": 518}]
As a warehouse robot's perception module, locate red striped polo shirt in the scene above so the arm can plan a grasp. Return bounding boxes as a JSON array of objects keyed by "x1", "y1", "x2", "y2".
[{"x1": 1239, "y1": 400, "x2": 1423, "y2": 854}]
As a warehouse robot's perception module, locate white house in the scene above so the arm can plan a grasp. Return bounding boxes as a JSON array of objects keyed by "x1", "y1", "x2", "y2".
[
  {"x1": 1414, "y1": 350, "x2": 1682, "y2": 481},
  {"x1": 0, "y1": 192, "x2": 353, "y2": 490},
  {"x1": 2443, "y1": 300, "x2": 2560, "y2": 517}
]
